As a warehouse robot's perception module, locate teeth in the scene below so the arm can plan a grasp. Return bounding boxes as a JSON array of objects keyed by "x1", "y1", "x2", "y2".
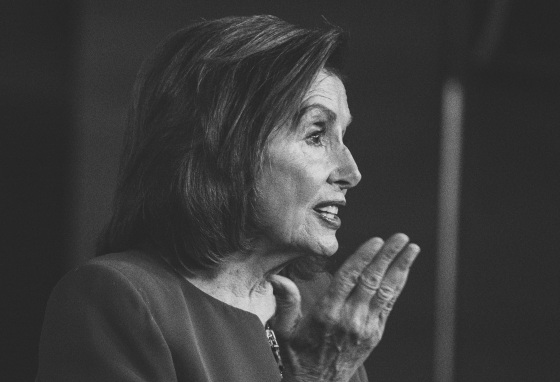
[{"x1": 317, "y1": 205, "x2": 338, "y2": 215}]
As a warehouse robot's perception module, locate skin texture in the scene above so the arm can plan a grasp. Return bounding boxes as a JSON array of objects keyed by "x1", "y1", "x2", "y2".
[
  {"x1": 271, "y1": 234, "x2": 420, "y2": 382},
  {"x1": 255, "y1": 71, "x2": 361, "y2": 258}
]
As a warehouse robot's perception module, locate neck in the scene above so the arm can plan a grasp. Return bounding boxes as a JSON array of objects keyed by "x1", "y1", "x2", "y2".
[{"x1": 184, "y1": 245, "x2": 298, "y2": 326}]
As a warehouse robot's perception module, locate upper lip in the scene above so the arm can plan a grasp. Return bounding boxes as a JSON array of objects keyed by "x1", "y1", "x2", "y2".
[{"x1": 313, "y1": 199, "x2": 346, "y2": 210}]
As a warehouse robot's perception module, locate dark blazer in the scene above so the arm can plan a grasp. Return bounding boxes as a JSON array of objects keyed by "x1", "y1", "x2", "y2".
[{"x1": 37, "y1": 251, "x2": 368, "y2": 381}]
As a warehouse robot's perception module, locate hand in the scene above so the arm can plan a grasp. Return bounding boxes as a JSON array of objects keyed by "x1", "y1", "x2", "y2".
[{"x1": 270, "y1": 233, "x2": 420, "y2": 382}]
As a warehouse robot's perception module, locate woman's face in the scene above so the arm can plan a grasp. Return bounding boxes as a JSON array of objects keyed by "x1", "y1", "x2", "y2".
[{"x1": 256, "y1": 71, "x2": 361, "y2": 258}]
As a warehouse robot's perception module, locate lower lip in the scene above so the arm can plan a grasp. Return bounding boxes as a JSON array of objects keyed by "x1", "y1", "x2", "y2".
[{"x1": 314, "y1": 210, "x2": 341, "y2": 229}]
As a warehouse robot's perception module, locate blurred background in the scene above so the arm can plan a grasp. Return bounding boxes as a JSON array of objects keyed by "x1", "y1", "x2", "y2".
[{"x1": 2, "y1": 0, "x2": 559, "y2": 380}]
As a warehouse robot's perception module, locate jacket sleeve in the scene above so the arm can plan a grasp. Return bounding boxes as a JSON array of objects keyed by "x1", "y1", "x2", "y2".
[{"x1": 36, "y1": 263, "x2": 178, "y2": 382}]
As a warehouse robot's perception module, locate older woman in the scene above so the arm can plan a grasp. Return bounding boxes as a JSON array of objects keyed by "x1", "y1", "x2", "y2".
[{"x1": 37, "y1": 15, "x2": 420, "y2": 382}]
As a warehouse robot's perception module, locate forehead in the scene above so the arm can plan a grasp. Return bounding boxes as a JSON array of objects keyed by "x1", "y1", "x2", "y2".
[{"x1": 301, "y1": 71, "x2": 351, "y2": 123}]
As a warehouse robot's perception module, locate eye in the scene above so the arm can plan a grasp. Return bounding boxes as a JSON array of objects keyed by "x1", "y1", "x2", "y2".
[
  {"x1": 306, "y1": 123, "x2": 326, "y2": 146},
  {"x1": 306, "y1": 131, "x2": 324, "y2": 146}
]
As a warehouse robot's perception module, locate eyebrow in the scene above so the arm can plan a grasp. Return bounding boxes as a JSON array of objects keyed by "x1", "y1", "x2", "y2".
[{"x1": 296, "y1": 103, "x2": 353, "y2": 127}]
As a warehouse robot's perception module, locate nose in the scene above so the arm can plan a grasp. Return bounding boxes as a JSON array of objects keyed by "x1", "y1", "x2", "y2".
[{"x1": 328, "y1": 146, "x2": 362, "y2": 189}]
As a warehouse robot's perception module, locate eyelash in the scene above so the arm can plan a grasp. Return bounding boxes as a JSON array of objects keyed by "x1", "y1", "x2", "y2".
[
  {"x1": 305, "y1": 124, "x2": 350, "y2": 147},
  {"x1": 306, "y1": 123, "x2": 326, "y2": 146},
  {"x1": 307, "y1": 131, "x2": 325, "y2": 146}
]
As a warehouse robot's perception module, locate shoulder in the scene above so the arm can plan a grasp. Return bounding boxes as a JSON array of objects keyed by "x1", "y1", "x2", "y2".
[
  {"x1": 50, "y1": 250, "x2": 186, "y2": 318},
  {"x1": 86, "y1": 250, "x2": 175, "y2": 282},
  {"x1": 40, "y1": 250, "x2": 188, "y2": 359},
  {"x1": 77, "y1": 250, "x2": 179, "y2": 287},
  {"x1": 38, "y1": 251, "x2": 180, "y2": 381}
]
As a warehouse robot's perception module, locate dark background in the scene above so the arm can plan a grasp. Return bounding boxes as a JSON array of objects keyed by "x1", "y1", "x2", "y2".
[{"x1": 2, "y1": 0, "x2": 558, "y2": 381}]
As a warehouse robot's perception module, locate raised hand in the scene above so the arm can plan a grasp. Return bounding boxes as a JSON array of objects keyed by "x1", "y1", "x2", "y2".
[{"x1": 270, "y1": 233, "x2": 420, "y2": 382}]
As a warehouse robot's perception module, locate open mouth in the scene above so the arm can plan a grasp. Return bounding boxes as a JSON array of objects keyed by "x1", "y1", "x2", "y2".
[
  {"x1": 313, "y1": 201, "x2": 344, "y2": 227},
  {"x1": 314, "y1": 205, "x2": 339, "y2": 220}
]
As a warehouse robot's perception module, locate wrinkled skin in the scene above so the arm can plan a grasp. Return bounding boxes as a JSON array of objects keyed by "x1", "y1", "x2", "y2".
[{"x1": 270, "y1": 233, "x2": 420, "y2": 382}]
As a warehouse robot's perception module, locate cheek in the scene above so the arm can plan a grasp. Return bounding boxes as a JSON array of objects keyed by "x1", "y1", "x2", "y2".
[
  {"x1": 258, "y1": 156, "x2": 319, "y2": 229},
  {"x1": 288, "y1": 166, "x2": 318, "y2": 206},
  {"x1": 264, "y1": 164, "x2": 307, "y2": 214}
]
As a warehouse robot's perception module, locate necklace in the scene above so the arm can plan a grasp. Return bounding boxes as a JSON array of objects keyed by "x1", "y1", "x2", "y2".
[{"x1": 265, "y1": 323, "x2": 284, "y2": 377}]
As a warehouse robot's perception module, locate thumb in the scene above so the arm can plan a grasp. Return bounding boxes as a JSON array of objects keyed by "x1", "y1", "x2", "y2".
[{"x1": 268, "y1": 274, "x2": 302, "y2": 339}]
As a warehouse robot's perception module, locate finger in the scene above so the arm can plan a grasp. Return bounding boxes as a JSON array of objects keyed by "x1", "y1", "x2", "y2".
[
  {"x1": 370, "y1": 243, "x2": 420, "y2": 314},
  {"x1": 269, "y1": 274, "x2": 302, "y2": 339},
  {"x1": 382, "y1": 292, "x2": 399, "y2": 315},
  {"x1": 323, "y1": 237, "x2": 385, "y2": 311},
  {"x1": 351, "y1": 233, "x2": 410, "y2": 303},
  {"x1": 373, "y1": 289, "x2": 403, "y2": 333}
]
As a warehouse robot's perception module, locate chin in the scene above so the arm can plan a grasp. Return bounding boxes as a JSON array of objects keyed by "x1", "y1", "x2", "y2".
[
  {"x1": 277, "y1": 236, "x2": 337, "y2": 279},
  {"x1": 310, "y1": 236, "x2": 339, "y2": 257}
]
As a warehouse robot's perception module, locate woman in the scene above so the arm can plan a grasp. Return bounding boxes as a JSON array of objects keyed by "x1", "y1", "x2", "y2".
[{"x1": 37, "y1": 15, "x2": 420, "y2": 382}]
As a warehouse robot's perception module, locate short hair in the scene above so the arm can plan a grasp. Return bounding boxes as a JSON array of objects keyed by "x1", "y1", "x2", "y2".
[{"x1": 97, "y1": 15, "x2": 347, "y2": 276}]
